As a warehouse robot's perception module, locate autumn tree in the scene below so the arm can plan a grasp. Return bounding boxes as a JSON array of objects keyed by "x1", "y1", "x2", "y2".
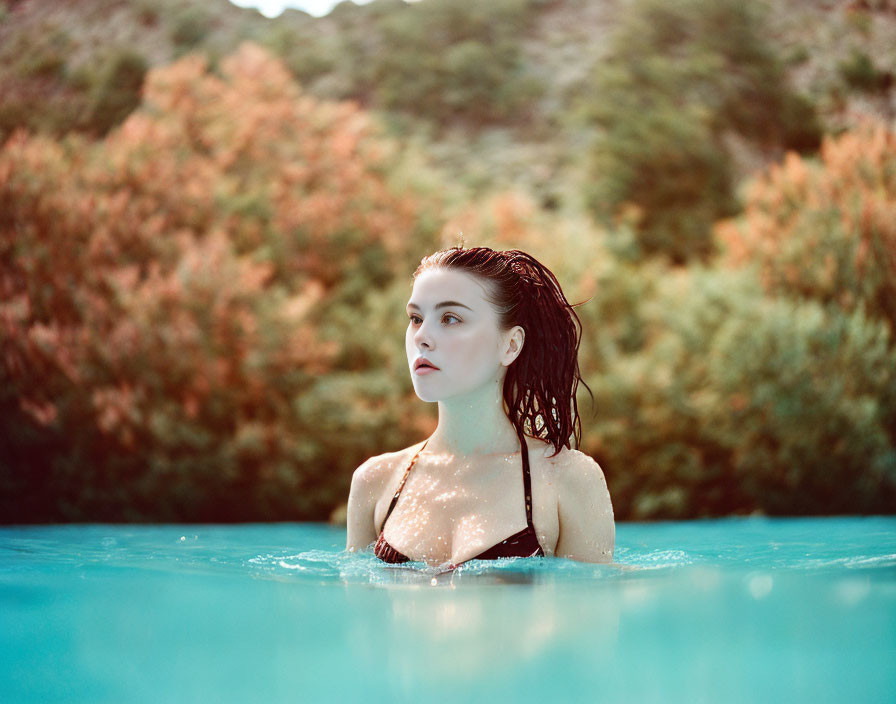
[
  {"x1": 0, "y1": 44, "x2": 438, "y2": 522},
  {"x1": 717, "y1": 120, "x2": 896, "y2": 335}
]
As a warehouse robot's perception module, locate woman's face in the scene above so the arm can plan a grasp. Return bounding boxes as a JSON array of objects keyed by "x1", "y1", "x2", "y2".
[{"x1": 405, "y1": 268, "x2": 521, "y2": 403}]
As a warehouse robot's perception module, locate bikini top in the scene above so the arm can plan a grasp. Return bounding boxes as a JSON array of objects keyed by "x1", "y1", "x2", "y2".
[{"x1": 374, "y1": 433, "x2": 545, "y2": 568}]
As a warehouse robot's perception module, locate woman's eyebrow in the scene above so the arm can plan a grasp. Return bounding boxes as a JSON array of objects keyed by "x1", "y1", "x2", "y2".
[{"x1": 406, "y1": 301, "x2": 474, "y2": 312}]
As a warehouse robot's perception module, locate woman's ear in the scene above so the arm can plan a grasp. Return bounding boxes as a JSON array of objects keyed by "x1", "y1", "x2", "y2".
[{"x1": 502, "y1": 326, "x2": 525, "y2": 366}]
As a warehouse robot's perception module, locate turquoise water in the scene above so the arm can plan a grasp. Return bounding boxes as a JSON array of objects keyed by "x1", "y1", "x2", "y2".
[{"x1": 1, "y1": 517, "x2": 894, "y2": 703}]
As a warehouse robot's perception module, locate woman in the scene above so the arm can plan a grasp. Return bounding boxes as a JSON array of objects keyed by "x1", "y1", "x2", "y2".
[{"x1": 346, "y1": 246, "x2": 614, "y2": 569}]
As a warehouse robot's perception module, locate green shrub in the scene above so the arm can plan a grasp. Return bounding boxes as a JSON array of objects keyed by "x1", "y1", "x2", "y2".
[
  {"x1": 263, "y1": 24, "x2": 337, "y2": 87},
  {"x1": 171, "y1": 8, "x2": 210, "y2": 50},
  {"x1": 0, "y1": 22, "x2": 87, "y2": 139},
  {"x1": 371, "y1": 0, "x2": 540, "y2": 125},
  {"x1": 838, "y1": 49, "x2": 891, "y2": 93},
  {"x1": 586, "y1": 93, "x2": 737, "y2": 263},
  {"x1": 84, "y1": 48, "x2": 148, "y2": 136},
  {"x1": 1, "y1": 20, "x2": 70, "y2": 81},
  {"x1": 705, "y1": 292, "x2": 896, "y2": 515},
  {"x1": 584, "y1": 0, "x2": 821, "y2": 263},
  {"x1": 784, "y1": 45, "x2": 810, "y2": 66},
  {"x1": 586, "y1": 267, "x2": 896, "y2": 519}
]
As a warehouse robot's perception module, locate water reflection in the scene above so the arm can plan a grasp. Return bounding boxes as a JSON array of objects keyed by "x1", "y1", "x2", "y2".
[
  {"x1": 339, "y1": 559, "x2": 624, "y2": 687},
  {"x1": 2, "y1": 522, "x2": 894, "y2": 702}
]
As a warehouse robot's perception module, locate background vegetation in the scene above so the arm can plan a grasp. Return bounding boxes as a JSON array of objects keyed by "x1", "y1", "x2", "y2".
[{"x1": 1, "y1": 0, "x2": 894, "y2": 522}]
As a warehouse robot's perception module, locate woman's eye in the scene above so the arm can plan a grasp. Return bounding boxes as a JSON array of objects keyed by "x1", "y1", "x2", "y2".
[{"x1": 408, "y1": 313, "x2": 460, "y2": 325}]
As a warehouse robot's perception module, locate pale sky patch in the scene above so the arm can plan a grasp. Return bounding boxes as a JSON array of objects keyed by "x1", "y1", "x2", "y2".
[{"x1": 228, "y1": 0, "x2": 412, "y2": 18}]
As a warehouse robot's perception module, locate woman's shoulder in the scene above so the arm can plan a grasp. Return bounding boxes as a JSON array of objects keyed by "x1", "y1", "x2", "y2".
[
  {"x1": 548, "y1": 447, "x2": 611, "y2": 514},
  {"x1": 534, "y1": 442, "x2": 607, "y2": 483},
  {"x1": 526, "y1": 438, "x2": 593, "y2": 464},
  {"x1": 351, "y1": 442, "x2": 426, "y2": 488},
  {"x1": 546, "y1": 445, "x2": 614, "y2": 562}
]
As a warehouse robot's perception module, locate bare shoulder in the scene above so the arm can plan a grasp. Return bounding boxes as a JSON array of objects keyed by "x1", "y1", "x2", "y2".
[
  {"x1": 552, "y1": 448, "x2": 609, "y2": 486},
  {"x1": 350, "y1": 451, "x2": 393, "y2": 490},
  {"x1": 346, "y1": 442, "x2": 424, "y2": 551},
  {"x1": 548, "y1": 447, "x2": 615, "y2": 563},
  {"x1": 351, "y1": 443, "x2": 422, "y2": 487},
  {"x1": 535, "y1": 444, "x2": 606, "y2": 483}
]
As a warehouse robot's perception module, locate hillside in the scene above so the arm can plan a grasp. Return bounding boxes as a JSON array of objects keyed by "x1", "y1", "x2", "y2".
[{"x1": 2, "y1": 0, "x2": 893, "y2": 205}]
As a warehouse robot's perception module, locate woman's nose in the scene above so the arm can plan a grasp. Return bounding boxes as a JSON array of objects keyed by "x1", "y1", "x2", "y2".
[{"x1": 414, "y1": 323, "x2": 433, "y2": 350}]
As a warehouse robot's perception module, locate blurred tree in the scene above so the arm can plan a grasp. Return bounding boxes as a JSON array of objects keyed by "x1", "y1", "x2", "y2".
[
  {"x1": 717, "y1": 120, "x2": 896, "y2": 459},
  {"x1": 170, "y1": 7, "x2": 211, "y2": 53},
  {"x1": 837, "y1": 48, "x2": 892, "y2": 94},
  {"x1": 370, "y1": 0, "x2": 541, "y2": 126},
  {"x1": 0, "y1": 18, "x2": 86, "y2": 140},
  {"x1": 0, "y1": 44, "x2": 437, "y2": 522},
  {"x1": 83, "y1": 48, "x2": 148, "y2": 136},
  {"x1": 585, "y1": 0, "x2": 821, "y2": 264},
  {"x1": 586, "y1": 268, "x2": 895, "y2": 518},
  {"x1": 704, "y1": 291, "x2": 895, "y2": 515},
  {"x1": 717, "y1": 121, "x2": 896, "y2": 336}
]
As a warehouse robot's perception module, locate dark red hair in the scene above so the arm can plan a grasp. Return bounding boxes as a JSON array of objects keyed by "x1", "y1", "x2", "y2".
[{"x1": 414, "y1": 246, "x2": 591, "y2": 456}]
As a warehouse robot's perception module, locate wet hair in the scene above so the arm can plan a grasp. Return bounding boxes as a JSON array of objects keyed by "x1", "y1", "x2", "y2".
[{"x1": 414, "y1": 246, "x2": 591, "y2": 456}]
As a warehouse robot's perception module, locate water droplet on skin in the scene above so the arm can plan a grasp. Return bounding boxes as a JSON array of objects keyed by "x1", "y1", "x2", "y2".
[{"x1": 430, "y1": 577, "x2": 438, "y2": 586}]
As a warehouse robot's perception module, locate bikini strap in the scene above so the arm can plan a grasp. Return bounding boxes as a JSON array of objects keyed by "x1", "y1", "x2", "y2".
[
  {"x1": 379, "y1": 440, "x2": 428, "y2": 534},
  {"x1": 518, "y1": 429, "x2": 536, "y2": 529}
]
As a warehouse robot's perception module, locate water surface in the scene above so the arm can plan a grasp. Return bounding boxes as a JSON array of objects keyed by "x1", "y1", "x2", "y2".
[{"x1": 1, "y1": 517, "x2": 894, "y2": 703}]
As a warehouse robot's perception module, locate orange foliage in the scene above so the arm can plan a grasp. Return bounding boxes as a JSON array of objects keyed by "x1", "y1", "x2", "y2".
[
  {"x1": 716, "y1": 120, "x2": 896, "y2": 330},
  {"x1": 439, "y1": 190, "x2": 538, "y2": 249},
  {"x1": 0, "y1": 44, "x2": 431, "y2": 520}
]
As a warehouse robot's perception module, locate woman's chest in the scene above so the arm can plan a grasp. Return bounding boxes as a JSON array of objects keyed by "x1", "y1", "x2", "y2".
[{"x1": 375, "y1": 458, "x2": 560, "y2": 565}]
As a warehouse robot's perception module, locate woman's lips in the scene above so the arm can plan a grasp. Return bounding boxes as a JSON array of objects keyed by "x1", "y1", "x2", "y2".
[{"x1": 414, "y1": 357, "x2": 439, "y2": 374}]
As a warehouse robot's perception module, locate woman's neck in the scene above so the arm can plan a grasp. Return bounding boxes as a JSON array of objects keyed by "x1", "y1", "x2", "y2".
[{"x1": 426, "y1": 377, "x2": 522, "y2": 457}]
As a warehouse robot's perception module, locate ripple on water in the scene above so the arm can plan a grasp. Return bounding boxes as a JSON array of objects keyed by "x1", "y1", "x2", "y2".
[{"x1": 243, "y1": 549, "x2": 626, "y2": 588}]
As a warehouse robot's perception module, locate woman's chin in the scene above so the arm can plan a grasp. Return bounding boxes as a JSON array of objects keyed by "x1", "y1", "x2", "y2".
[
  {"x1": 412, "y1": 388, "x2": 441, "y2": 403},
  {"x1": 411, "y1": 379, "x2": 443, "y2": 403}
]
